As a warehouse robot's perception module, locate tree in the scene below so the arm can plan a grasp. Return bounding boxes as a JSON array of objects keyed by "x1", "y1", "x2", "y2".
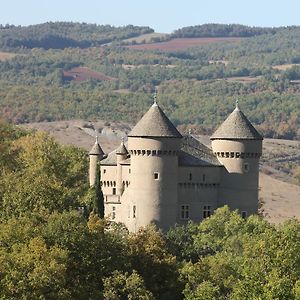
[
  {"x1": 103, "y1": 270, "x2": 154, "y2": 300},
  {"x1": 83, "y1": 162, "x2": 104, "y2": 218}
]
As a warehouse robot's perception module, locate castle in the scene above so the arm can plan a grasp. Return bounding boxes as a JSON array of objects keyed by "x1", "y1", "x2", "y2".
[{"x1": 89, "y1": 98, "x2": 263, "y2": 232}]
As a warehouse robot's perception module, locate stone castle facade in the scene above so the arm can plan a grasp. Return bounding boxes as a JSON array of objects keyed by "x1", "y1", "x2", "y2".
[{"x1": 89, "y1": 100, "x2": 263, "y2": 232}]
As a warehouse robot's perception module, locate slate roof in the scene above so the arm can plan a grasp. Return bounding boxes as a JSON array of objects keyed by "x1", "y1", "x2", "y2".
[
  {"x1": 179, "y1": 135, "x2": 221, "y2": 167},
  {"x1": 116, "y1": 142, "x2": 128, "y2": 155},
  {"x1": 101, "y1": 135, "x2": 221, "y2": 167},
  {"x1": 211, "y1": 106, "x2": 263, "y2": 140},
  {"x1": 128, "y1": 103, "x2": 182, "y2": 138},
  {"x1": 89, "y1": 142, "x2": 104, "y2": 156},
  {"x1": 101, "y1": 142, "x2": 129, "y2": 166}
]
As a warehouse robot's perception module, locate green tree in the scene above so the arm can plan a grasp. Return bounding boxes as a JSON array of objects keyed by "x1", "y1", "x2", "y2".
[{"x1": 103, "y1": 270, "x2": 154, "y2": 300}]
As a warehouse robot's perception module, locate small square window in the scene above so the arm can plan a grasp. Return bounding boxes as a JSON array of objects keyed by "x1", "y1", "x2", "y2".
[
  {"x1": 133, "y1": 205, "x2": 136, "y2": 218},
  {"x1": 112, "y1": 206, "x2": 116, "y2": 220},
  {"x1": 154, "y1": 172, "x2": 159, "y2": 180}
]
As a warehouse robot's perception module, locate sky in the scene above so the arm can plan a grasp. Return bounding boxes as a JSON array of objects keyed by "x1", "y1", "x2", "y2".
[{"x1": 1, "y1": 0, "x2": 300, "y2": 33}]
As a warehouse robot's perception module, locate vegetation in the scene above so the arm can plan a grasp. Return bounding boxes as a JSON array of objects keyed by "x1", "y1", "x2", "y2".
[
  {"x1": 171, "y1": 23, "x2": 278, "y2": 38},
  {"x1": 0, "y1": 22, "x2": 299, "y2": 140},
  {"x1": 0, "y1": 122, "x2": 299, "y2": 299},
  {"x1": 0, "y1": 22, "x2": 154, "y2": 49}
]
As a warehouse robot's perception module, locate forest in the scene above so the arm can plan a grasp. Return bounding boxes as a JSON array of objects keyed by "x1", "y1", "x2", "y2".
[
  {"x1": 0, "y1": 122, "x2": 299, "y2": 299},
  {"x1": 0, "y1": 22, "x2": 154, "y2": 49},
  {"x1": 0, "y1": 22, "x2": 299, "y2": 141},
  {"x1": 171, "y1": 23, "x2": 279, "y2": 38}
]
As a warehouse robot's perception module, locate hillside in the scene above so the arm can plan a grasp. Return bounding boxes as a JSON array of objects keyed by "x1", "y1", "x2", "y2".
[
  {"x1": 0, "y1": 22, "x2": 299, "y2": 142},
  {"x1": 0, "y1": 22, "x2": 154, "y2": 49}
]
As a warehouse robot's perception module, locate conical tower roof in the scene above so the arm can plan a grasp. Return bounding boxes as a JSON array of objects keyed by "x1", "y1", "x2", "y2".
[
  {"x1": 128, "y1": 102, "x2": 182, "y2": 138},
  {"x1": 116, "y1": 139, "x2": 128, "y2": 155},
  {"x1": 89, "y1": 137, "x2": 105, "y2": 156},
  {"x1": 210, "y1": 104, "x2": 263, "y2": 140}
]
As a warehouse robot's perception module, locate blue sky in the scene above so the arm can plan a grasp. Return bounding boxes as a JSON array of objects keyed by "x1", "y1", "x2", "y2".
[{"x1": 1, "y1": 0, "x2": 300, "y2": 33}]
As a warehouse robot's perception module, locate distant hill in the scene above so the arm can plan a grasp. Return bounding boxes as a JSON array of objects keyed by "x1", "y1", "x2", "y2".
[
  {"x1": 171, "y1": 24, "x2": 279, "y2": 38},
  {"x1": 0, "y1": 22, "x2": 299, "y2": 142},
  {"x1": 0, "y1": 22, "x2": 154, "y2": 49}
]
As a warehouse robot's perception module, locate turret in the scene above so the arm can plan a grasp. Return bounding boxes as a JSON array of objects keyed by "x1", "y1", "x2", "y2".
[
  {"x1": 127, "y1": 95, "x2": 182, "y2": 232},
  {"x1": 88, "y1": 135, "x2": 104, "y2": 187},
  {"x1": 210, "y1": 101, "x2": 263, "y2": 215},
  {"x1": 116, "y1": 138, "x2": 128, "y2": 195}
]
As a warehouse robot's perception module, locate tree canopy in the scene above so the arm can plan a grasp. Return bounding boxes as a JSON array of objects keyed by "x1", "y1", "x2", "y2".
[{"x1": 0, "y1": 124, "x2": 299, "y2": 298}]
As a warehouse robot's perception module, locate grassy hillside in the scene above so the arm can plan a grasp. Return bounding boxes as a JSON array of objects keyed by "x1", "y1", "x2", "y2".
[{"x1": 0, "y1": 23, "x2": 299, "y2": 140}]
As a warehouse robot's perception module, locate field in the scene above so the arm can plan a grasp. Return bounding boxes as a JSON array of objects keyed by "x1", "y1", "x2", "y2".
[
  {"x1": 19, "y1": 120, "x2": 300, "y2": 224},
  {"x1": 126, "y1": 37, "x2": 242, "y2": 51},
  {"x1": 122, "y1": 32, "x2": 167, "y2": 44},
  {"x1": 63, "y1": 67, "x2": 114, "y2": 83},
  {"x1": 0, "y1": 51, "x2": 17, "y2": 61},
  {"x1": 272, "y1": 63, "x2": 300, "y2": 71}
]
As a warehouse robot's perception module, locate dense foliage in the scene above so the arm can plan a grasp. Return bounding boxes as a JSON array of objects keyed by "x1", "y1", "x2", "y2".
[
  {"x1": 172, "y1": 23, "x2": 278, "y2": 38},
  {"x1": 0, "y1": 22, "x2": 299, "y2": 140},
  {"x1": 0, "y1": 22, "x2": 153, "y2": 49},
  {"x1": 0, "y1": 123, "x2": 299, "y2": 299}
]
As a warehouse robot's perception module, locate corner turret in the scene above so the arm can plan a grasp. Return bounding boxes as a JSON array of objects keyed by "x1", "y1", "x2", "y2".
[
  {"x1": 88, "y1": 134, "x2": 104, "y2": 187},
  {"x1": 127, "y1": 94, "x2": 182, "y2": 232},
  {"x1": 211, "y1": 101, "x2": 263, "y2": 215}
]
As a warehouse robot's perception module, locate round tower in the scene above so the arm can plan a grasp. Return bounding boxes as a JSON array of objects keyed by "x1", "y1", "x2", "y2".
[
  {"x1": 210, "y1": 101, "x2": 263, "y2": 215},
  {"x1": 88, "y1": 135, "x2": 104, "y2": 187},
  {"x1": 127, "y1": 98, "x2": 182, "y2": 232},
  {"x1": 116, "y1": 138, "x2": 128, "y2": 195}
]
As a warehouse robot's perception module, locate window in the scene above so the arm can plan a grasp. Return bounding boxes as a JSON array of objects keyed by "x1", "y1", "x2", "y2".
[
  {"x1": 244, "y1": 163, "x2": 249, "y2": 173},
  {"x1": 154, "y1": 172, "x2": 159, "y2": 180},
  {"x1": 180, "y1": 205, "x2": 189, "y2": 220},
  {"x1": 129, "y1": 169, "x2": 131, "y2": 174},
  {"x1": 241, "y1": 211, "x2": 247, "y2": 219},
  {"x1": 202, "y1": 174, "x2": 206, "y2": 182},
  {"x1": 189, "y1": 173, "x2": 192, "y2": 181},
  {"x1": 103, "y1": 169, "x2": 106, "y2": 174},
  {"x1": 133, "y1": 205, "x2": 136, "y2": 218},
  {"x1": 112, "y1": 206, "x2": 116, "y2": 220},
  {"x1": 203, "y1": 206, "x2": 211, "y2": 219},
  {"x1": 112, "y1": 188, "x2": 116, "y2": 195}
]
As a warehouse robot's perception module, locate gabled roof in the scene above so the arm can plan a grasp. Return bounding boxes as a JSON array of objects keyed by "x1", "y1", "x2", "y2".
[
  {"x1": 210, "y1": 106, "x2": 263, "y2": 140},
  {"x1": 100, "y1": 149, "x2": 117, "y2": 165},
  {"x1": 128, "y1": 103, "x2": 182, "y2": 138},
  {"x1": 179, "y1": 135, "x2": 221, "y2": 167},
  {"x1": 102, "y1": 135, "x2": 221, "y2": 167},
  {"x1": 101, "y1": 142, "x2": 129, "y2": 166}
]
